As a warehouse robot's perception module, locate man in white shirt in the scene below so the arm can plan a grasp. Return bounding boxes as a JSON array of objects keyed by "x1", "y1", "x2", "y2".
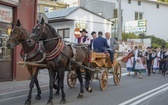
[{"x1": 105, "y1": 32, "x2": 118, "y2": 64}]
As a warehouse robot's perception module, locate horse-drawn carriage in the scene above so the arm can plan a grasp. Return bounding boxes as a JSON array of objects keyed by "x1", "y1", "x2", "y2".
[
  {"x1": 67, "y1": 51, "x2": 121, "y2": 91},
  {"x1": 7, "y1": 19, "x2": 122, "y2": 105}
]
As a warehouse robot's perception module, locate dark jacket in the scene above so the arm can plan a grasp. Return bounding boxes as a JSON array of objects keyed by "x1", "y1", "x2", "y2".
[{"x1": 93, "y1": 36, "x2": 110, "y2": 52}]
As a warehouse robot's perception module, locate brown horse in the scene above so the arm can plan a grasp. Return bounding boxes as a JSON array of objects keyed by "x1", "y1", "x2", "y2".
[
  {"x1": 6, "y1": 20, "x2": 59, "y2": 105},
  {"x1": 27, "y1": 18, "x2": 92, "y2": 104}
]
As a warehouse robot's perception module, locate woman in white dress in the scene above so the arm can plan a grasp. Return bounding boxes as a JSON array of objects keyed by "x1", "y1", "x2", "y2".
[
  {"x1": 132, "y1": 46, "x2": 146, "y2": 79},
  {"x1": 152, "y1": 49, "x2": 160, "y2": 73}
]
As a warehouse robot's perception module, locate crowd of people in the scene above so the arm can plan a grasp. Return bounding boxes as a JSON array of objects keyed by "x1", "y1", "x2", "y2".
[
  {"x1": 76, "y1": 28, "x2": 168, "y2": 79},
  {"x1": 125, "y1": 45, "x2": 168, "y2": 79}
]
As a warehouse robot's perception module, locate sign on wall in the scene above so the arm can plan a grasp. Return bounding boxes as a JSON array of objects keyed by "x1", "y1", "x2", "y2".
[
  {"x1": 0, "y1": 0, "x2": 19, "y2": 5},
  {"x1": 125, "y1": 19, "x2": 147, "y2": 33},
  {"x1": 75, "y1": 22, "x2": 87, "y2": 29},
  {"x1": 0, "y1": 5, "x2": 13, "y2": 23}
]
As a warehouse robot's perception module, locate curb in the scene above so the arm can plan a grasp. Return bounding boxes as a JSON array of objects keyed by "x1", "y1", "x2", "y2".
[{"x1": 0, "y1": 85, "x2": 49, "y2": 101}]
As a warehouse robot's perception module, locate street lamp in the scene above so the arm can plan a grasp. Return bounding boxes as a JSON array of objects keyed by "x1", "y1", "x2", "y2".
[{"x1": 118, "y1": 0, "x2": 122, "y2": 41}]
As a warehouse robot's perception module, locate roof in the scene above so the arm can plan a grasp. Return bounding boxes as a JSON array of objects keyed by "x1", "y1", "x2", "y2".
[
  {"x1": 45, "y1": 6, "x2": 111, "y2": 21},
  {"x1": 45, "y1": 7, "x2": 79, "y2": 19}
]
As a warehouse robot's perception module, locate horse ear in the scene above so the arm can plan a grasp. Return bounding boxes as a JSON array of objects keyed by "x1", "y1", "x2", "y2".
[
  {"x1": 11, "y1": 22, "x2": 15, "y2": 28},
  {"x1": 16, "y1": 19, "x2": 21, "y2": 27},
  {"x1": 40, "y1": 18, "x2": 45, "y2": 25}
]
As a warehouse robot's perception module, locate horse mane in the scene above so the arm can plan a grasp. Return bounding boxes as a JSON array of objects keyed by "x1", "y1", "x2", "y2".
[{"x1": 45, "y1": 23, "x2": 60, "y2": 37}]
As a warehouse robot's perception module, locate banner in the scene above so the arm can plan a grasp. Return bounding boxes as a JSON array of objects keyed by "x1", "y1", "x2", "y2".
[{"x1": 0, "y1": 5, "x2": 13, "y2": 23}]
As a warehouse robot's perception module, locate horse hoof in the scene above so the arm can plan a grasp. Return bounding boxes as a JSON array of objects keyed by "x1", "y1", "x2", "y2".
[
  {"x1": 35, "y1": 95, "x2": 41, "y2": 100},
  {"x1": 55, "y1": 91, "x2": 60, "y2": 95},
  {"x1": 86, "y1": 87, "x2": 92, "y2": 93},
  {"x1": 47, "y1": 100, "x2": 53, "y2": 105},
  {"x1": 77, "y1": 93, "x2": 83, "y2": 99},
  {"x1": 59, "y1": 99, "x2": 66, "y2": 104},
  {"x1": 25, "y1": 100, "x2": 31, "y2": 105}
]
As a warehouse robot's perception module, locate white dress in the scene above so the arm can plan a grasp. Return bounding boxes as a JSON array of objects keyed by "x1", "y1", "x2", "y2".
[
  {"x1": 133, "y1": 49, "x2": 146, "y2": 72},
  {"x1": 152, "y1": 53, "x2": 159, "y2": 70}
]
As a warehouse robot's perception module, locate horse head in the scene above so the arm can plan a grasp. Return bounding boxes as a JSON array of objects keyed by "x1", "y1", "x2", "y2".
[
  {"x1": 27, "y1": 18, "x2": 60, "y2": 47},
  {"x1": 7, "y1": 19, "x2": 30, "y2": 49}
]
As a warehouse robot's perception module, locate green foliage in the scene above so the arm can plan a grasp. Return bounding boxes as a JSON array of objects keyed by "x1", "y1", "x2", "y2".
[
  {"x1": 157, "y1": 0, "x2": 168, "y2": 2},
  {"x1": 122, "y1": 33, "x2": 138, "y2": 41},
  {"x1": 122, "y1": 33, "x2": 168, "y2": 48}
]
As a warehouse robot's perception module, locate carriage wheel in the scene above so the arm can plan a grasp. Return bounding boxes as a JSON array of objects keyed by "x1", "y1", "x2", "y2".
[
  {"x1": 99, "y1": 69, "x2": 108, "y2": 91},
  {"x1": 67, "y1": 71, "x2": 77, "y2": 88},
  {"x1": 113, "y1": 63, "x2": 121, "y2": 86}
]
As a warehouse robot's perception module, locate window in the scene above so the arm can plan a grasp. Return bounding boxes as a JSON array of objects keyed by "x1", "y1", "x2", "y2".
[
  {"x1": 57, "y1": 28, "x2": 70, "y2": 38},
  {"x1": 156, "y1": 4, "x2": 159, "y2": 9},
  {"x1": 138, "y1": 1, "x2": 141, "y2": 6},
  {"x1": 135, "y1": 12, "x2": 143, "y2": 20},
  {"x1": 128, "y1": 0, "x2": 131, "y2": 4},
  {"x1": 44, "y1": 7, "x2": 54, "y2": 12},
  {"x1": 113, "y1": 9, "x2": 118, "y2": 18}
]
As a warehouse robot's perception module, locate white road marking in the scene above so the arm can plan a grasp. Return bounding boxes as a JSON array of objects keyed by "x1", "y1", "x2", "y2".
[
  {"x1": 130, "y1": 86, "x2": 168, "y2": 105},
  {"x1": 119, "y1": 83, "x2": 168, "y2": 105}
]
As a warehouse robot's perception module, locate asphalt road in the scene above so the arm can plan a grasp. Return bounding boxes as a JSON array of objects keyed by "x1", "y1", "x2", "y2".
[{"x1": 0, "y1": 71, "x2": 168, "y2": 105}]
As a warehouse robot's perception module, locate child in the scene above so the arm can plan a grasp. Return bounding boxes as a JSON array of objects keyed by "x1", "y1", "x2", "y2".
[{"x1": 126, "y1": 50, "x2": 133, "y2": 76}]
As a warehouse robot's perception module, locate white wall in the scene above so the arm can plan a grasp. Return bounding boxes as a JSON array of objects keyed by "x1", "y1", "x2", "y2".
[
  {"x1": 50, "y1": 21, "x2": 75, "y2": 42},
  {"x1": 68, "y1": 8, "x2": 112, "y2": 37},
  {"x1": 100, "y1": 0, "x2": 168, "y2": 40}
]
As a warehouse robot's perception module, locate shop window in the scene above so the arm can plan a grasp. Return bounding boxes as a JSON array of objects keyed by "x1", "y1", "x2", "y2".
[
  {"x1": 57, "y1": 28, "x2": 70, "y2": 38},
  {"x1": 135, "y1": 12, "x2": 143, "y2": 20},
  {"x1": 0, "y1": 25, "x2": 11, "y2": 60}
]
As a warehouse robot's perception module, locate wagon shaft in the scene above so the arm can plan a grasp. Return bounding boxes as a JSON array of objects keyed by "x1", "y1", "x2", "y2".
[{"x1": 18, "y1": 61, "x2": 47, "y2": 67}]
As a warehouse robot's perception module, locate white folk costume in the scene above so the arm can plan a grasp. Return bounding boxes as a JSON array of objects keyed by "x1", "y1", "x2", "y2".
[
  {"x1": 132, "y1": 49, "x2": 146, "y2": 73},
  {"x1": 152, "y1": 52, "x2": 160, "y2": 70}
]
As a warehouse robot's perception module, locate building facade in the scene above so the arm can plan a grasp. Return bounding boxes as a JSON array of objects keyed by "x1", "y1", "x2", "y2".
[
  {"x1": 0, "y1": 0, "x2": 37, "y2": 82},
  {"x1": 45, "y1": 7, "x2": 112, "y2": 42},
  {"x1": 60, "y1": 0, "x2": 168, "y2": 40},
  {"x1": 100, "y1": 0, "x2": 168, "y2": 40}
]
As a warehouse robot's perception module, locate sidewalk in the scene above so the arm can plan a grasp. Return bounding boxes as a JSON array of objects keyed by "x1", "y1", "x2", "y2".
[{"x1": 0, "y1": 69, "x2": 49, "y2": 100}]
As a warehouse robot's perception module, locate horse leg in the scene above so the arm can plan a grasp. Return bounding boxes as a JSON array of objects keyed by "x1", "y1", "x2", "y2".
[
  {"x1": 25, "y1": 66, "x2": 38, "y2": 105},
  {"x1": 47, "y1": 70, "x2": 54, "y2": 105},
  {"x1": 55, "y1": 73, "x2": 60, "y2": 95},
  {"x1": 76, "y1": 68, "x2": 84, "y2": 98},
  {"x1": 84, "y1": 63, "x2": 92, "y2": 93},
  {"x1": 85, "y1": 70, "x2": 92, "y2": 93},
  {"x1": 34, "y1": 69, "x2": 41, "y2": 100},
  {"x1": 59, "y1": 69, "x2": 66, "y2": 104}
]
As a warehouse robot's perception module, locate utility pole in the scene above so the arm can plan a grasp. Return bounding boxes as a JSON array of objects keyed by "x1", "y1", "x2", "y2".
[{"x1": 118, "y1": 0, "x2": 122, "y2": 41}]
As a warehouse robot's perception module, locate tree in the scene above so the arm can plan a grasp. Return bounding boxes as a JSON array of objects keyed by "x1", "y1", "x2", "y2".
[
  {"x1": 157, "y1": 0, "x2": 168, "y2": 2},
  {"x1": 122, "y1": 33, "x2": 168, "y2": 48}
]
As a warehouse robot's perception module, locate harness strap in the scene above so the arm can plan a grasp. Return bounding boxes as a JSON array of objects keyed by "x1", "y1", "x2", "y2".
[{"x1": 45, "y1": 38, "x2": 64, "y2": 60}]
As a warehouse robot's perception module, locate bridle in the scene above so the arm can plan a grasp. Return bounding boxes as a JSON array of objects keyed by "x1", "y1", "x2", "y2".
[
  {"x1": 31, "y1": 23, "x2": 60, "y2": 43},
  {"x1": 9, "y1": 26, "x2": 28, "y2": 45}
]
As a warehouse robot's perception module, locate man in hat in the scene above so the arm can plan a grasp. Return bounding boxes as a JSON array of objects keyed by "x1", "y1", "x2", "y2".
[
  {"x1": 93, "y1": 31, "x2": 110, "y2": 52},
  {"x1": 77, "y1": 29, "x2": 90, "y2": 44},
  {"x1": 145, "y1": 47, "x2": 153, "y2": 76},
  {"x1": 89, "y1": 31, "x2": 97, "y2": 50},
  {"x1": 159, "y1": 45, "x2": 168, "y2": 76}
]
